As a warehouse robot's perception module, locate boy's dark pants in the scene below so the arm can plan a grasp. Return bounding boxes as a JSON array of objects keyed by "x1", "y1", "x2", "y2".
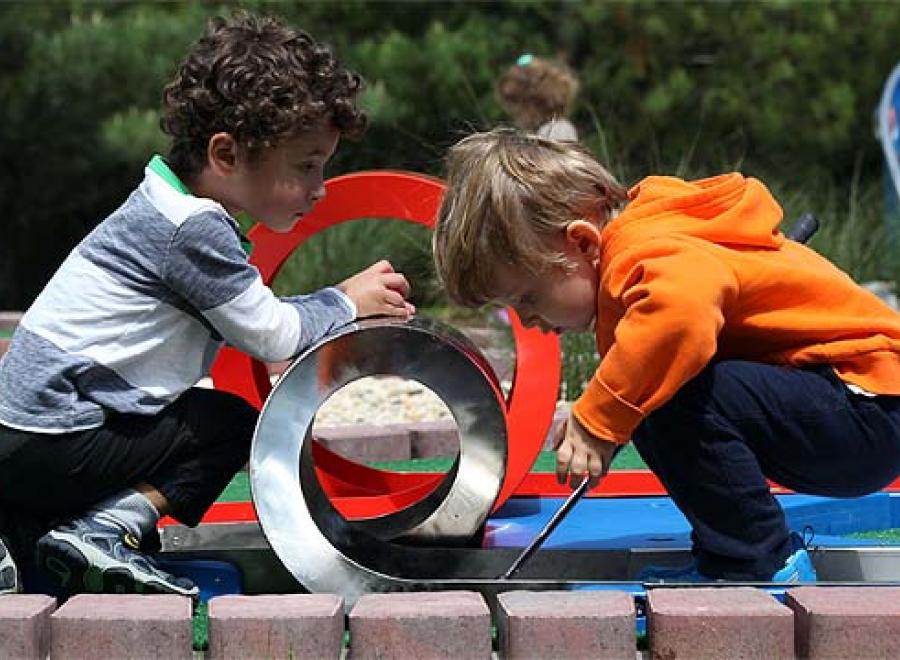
[
  {"x1": 0, "y1": 388, "x2": 256, "y2": 566},
  {"x1": 632, "y1": 360, "x2": 900, "y2": 580}
]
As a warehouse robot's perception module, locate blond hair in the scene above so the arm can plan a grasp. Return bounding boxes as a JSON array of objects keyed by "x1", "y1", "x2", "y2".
[
  {"x1": 497, "y1": 57, "x2": 579, "y2": 131},
  {"x1": 433, "y1": 128, "x2": 627, "y2": 307}
]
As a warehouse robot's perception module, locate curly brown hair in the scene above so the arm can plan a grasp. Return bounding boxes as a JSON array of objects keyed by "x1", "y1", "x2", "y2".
[
  {"x1": 160, "y1": 12, "x2": 367, "y2": 180},
  {"x1": 496, "y1": 56, "x2": 579, "y2": 132}
]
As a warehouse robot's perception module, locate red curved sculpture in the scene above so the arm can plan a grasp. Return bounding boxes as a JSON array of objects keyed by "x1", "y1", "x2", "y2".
[{"x1": 210, "y1": 171, "x2": 561, "y2": 516}]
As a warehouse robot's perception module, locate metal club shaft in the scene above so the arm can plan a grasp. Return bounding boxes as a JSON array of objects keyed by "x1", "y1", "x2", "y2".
[{"x1": 500, "y1": 477, "x2": 592, "y2": 580}]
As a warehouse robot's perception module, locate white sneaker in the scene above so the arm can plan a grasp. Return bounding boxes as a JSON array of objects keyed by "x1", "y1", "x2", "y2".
[{"x1": 0, "y1": 535, "x2": 18, "y2": 594}]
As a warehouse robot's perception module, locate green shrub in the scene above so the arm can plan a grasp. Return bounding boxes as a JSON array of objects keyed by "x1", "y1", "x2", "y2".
[
  {"x1": 560, "y1": 332, "x2": 598, "y2": 401},
  {"x1": 3, "y1": 1, "x2": 899, "y2": 308},
  {"x1": 271, "y1": 219, "x2": 438, "y2": 307}
]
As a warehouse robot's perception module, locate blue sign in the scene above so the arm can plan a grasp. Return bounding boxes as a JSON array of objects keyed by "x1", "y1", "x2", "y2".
[{"x1": 878, "y1": 63, "x2": 900, "y2": 235}]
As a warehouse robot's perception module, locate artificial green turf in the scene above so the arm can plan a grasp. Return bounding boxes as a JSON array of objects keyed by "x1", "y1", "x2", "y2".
[
  {"x1": 848, "y1": 528, "x2": 900, "y2": 541},
  {"x1": 192, "y1": 602, "x2": 208, "y2": 652},
  {"x1": 218, "y1": 471, "x2": 251, "y2": 503},
  {"x1": 370, "y1": 443, "x2": 648, "y2": 472},
  {"x1": 217, "y1": 447, "x2": 648, "y2": 503}
]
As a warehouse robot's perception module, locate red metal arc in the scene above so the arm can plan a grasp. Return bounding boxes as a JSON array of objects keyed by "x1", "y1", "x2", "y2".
[{"x1": 210, "y1": 170, "x2": 561, "y2": 516}]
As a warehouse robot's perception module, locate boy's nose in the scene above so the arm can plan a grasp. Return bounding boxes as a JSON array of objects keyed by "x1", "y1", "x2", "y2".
[{"x1": 310, "y1": 183, "x2": 326, "y2": 203}]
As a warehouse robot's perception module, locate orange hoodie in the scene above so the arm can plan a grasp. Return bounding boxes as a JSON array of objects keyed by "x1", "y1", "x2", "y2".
[{"x1": 571, "y1": 173, "x2": 900, "y2": 445}]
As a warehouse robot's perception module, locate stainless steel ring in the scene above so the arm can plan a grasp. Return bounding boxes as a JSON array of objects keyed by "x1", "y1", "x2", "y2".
[{"x1": 250, "y1": 316, "x2": 508, "y2": 601}]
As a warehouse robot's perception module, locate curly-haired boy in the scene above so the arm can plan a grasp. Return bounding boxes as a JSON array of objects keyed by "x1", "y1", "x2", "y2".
[
  {"x1": 0, "y1": 13, "x2": 413, "y2": 597},
  {"x1": 434, "y1": 129, "x2": 900, "y2": 583}
]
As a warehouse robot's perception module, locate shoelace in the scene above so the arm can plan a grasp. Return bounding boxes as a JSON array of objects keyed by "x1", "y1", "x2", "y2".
[{"x1": 801, "y1": 524, "x2": 822, "y2": 562}]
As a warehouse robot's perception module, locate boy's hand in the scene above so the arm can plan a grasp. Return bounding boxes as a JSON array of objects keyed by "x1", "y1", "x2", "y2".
[
  {"x1": 338, "y1": 260, "x2": 415, "y2": 319},
  {"x1": 553, "y1": 412, "x2": 620, "y2": 488}
]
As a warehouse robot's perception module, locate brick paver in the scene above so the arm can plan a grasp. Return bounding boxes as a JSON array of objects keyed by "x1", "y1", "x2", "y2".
[
  {"x1": 647, "y1": 587, "x2": 793, "y2": 659},
  {"x1": 497, "y1": 589, "x2": 635, "y2": 659},
  {"x1": 50, "y1": 594, "x2": 192, "y2": 660},
  {"x1": 349, "y1": 590, "x2": 491, "y2": 660},
  {"x1": 0, "y1": 594, "x2": 56, "y2": 660},
  {"x1": 409, "y1": 419, "x2": 459, "y2": 458},
  {"x1": 786, "y1": 586, "x2": 900, "y2": 659},
  {"x1": 208, "y1": 593, "x2": 343, "y2": 659},
  {"x1": 315, "y1": 423, "x2": 411, "y2": 461}
]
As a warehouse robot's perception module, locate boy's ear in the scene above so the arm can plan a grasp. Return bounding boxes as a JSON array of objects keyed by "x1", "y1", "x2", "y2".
[
  {"x1": 565, "y1": 219, "x2": 602, "y2": 259},
  {"x1": 207, "y1": 132, "x2": 240, "y2": 177}
]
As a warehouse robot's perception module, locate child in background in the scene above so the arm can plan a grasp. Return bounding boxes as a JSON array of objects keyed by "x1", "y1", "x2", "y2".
[
  {"x1": 0, "y1": 12, "x2": 414, "y2": 597},
  {"x1": 433, "y1": 128, "x2": 900, "y2": 583},
  {"x1": 497, "y1": 54, "x2": 580, "y2": 142}
]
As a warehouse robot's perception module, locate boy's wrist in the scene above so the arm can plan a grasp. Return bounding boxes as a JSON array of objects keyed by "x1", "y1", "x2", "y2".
[
  {"x1": 571, "y1": 393, "x2": 635, "y2": 446},
  {"x1": 328, "y1": 286, "x2": 357, "y2": 319}
]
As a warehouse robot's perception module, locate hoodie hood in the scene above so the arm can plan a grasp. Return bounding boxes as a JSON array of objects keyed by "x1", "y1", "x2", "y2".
[{"x1": 603, "y1": 173, "x2": 785, "y2": 250}]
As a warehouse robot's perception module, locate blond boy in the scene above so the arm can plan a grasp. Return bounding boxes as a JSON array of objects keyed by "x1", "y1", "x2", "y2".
[{"x1": 434, "y1": 128, "x2": 900, "y2": 582}]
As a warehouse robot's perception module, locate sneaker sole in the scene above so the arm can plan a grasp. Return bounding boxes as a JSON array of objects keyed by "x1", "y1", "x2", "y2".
[
  {"x1": 0, "y1": 539, "x2": 18, "y2": 594},
  {"x1": 36, "y1": 531, "x2": 196, "y2": 598}
]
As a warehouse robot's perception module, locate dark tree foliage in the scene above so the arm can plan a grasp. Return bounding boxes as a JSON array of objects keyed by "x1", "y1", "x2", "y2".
[{"x1": 1, "y1": 0, "x2": 898, "y2": 308}]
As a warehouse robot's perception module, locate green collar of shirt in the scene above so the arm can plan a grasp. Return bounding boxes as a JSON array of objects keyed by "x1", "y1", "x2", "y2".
[
  {"x1": 147, "y1": 154, "x2": 253, "y2": 256},
  {"x1": 148, "y1": 154, "x2": 191, "y2": 195}
]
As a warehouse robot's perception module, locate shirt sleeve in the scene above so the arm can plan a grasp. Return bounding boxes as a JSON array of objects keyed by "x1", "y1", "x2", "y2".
[
  {"x1": 162, "y1": 211, "x2": 355, "y2": 362},
  {"x1": 572, "y1": 238, "x2": 740, "y2": 443}
]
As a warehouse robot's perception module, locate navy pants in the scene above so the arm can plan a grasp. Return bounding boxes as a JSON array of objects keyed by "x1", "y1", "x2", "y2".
[{"x1": 632, "y1": 360, "x2": 900, "y2": 579}]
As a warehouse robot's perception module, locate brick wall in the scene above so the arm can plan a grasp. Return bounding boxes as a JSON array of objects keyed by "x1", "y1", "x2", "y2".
[
  {"x1": 4, "y1": 587, "x2": 899, "y2": 659},
  {"x1": 313, "y1": 407, "x2": 568, "y2": 462}
]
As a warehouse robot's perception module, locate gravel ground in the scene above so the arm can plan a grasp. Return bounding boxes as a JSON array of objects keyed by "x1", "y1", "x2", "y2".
[
  {"x1": 315, "y1": 376, "x2": 453, "y2": 426},
  {"x1": 197, "y1": 373, "x2": 458, "y2": 425}
]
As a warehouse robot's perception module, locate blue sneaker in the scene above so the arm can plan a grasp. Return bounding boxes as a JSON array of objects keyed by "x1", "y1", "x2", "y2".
[
  {"x1": 0, "y1": 534, "x2": 18, "y2": 594},
  {"x1": 36, "y1": 517, "x2": 198, "y2": 598},
  {"x1": 772, "y1": 532, "x2": 817, "y2": 583},
  {"x1": 638, "y1": 532, "x2": 817, "y2": 584}
]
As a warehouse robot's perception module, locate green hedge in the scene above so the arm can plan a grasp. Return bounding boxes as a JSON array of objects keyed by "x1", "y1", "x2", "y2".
[{"x1": 2, "y1": 1, "x2": 898, "y2": 308}]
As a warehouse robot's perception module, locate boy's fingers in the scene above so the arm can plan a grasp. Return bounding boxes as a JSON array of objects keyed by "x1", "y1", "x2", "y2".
[
  {"x1": 379, "y1": 292, "x2": 411, "y2": 316},
  {"x1": 368, "y1": 259, "x2": 394, "y2": 273},
  {"x1": 587, "y1": 454, "x2": 603, "y2": 487},
  {"x1": 570, "y1": 472, "x2": 588, "y2": 490},
  {"x1": 569, "y1": 451, "x2": 587, "y2": 483},
  {"x1": 388, "y1": 303, "x2": 413, "y2": 318},
  {"x1": 552, "y1": 419, "x2": 567, "y2": 450},
  {"x1": 381, "y1": 272, "x2": 411, "y2": 296},
  {"x1": 383, "y1": 290, "x2": 407, "y2": 307},
  {"x1": 555, "y1": 444, "x2": 572, "y2": 485}
]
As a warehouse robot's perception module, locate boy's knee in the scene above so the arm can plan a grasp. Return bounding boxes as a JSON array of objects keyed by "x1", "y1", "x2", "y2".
[
  {"x1": 198, "y1": 388, "x2": 258, "y2": 422},
  {"x1": 225, "y1": 391, "x2": 259, "y2": 429}
]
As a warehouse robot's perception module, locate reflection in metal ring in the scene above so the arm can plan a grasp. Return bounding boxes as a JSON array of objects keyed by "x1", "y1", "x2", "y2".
[{"x1": 250, "y1": 316, "x2": 508, "y2": 603}]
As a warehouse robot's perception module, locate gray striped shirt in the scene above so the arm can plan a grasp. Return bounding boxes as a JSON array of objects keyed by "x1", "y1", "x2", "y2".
[{"x1": 0, "y1": 157, "x2": 354, "y2": 432}]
